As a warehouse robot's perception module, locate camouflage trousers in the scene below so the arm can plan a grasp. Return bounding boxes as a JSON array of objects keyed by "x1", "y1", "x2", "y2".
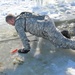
[{"x1": 41, "y1": 16, "x2": 75, "y2": 50}]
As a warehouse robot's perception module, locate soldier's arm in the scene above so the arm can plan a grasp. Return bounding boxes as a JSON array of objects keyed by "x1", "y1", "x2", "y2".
[{"x1": 15, "y1": 18, "x2": 30, "y2": 50}]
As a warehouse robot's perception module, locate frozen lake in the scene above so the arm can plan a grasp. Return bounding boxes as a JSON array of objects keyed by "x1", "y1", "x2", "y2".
[
  {"x1": 0, "y1": 0, "x2": 75, "y2": 75},
  {"x1": 0, "y1": 34, "x2": 75, "y2": 75}
]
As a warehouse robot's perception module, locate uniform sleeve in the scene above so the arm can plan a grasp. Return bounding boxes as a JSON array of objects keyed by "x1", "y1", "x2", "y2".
[{"x1": 15, "y1": 18, "x2": 30, "y2": 50}]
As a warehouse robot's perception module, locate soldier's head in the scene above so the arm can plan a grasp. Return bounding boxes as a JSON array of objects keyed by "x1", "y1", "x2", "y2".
[{"x1": 5, "y1": 14, "x2": 15, "y2": 26}]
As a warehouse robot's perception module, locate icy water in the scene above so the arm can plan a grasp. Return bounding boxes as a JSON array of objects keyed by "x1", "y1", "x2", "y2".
[
  {"x1": 0, "y1": 0, "x2": 75, "y2": 75},
  {"x1": 0, "y1": 35, "x2": 75, "y2": 75}
]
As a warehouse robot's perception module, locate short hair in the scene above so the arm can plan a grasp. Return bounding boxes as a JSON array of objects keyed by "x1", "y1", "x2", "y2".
[{"x1": 5, "y1": 14, "x2": 15, "y2": 22}]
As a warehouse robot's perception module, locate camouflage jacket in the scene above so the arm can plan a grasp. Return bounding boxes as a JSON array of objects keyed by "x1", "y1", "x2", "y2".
[{"x1": 15, "y1": 12, "x2": 75, "y2": 50}]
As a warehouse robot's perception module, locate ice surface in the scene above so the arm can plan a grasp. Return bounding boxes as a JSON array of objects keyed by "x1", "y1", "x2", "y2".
[
  {"x1": 0, "y1": 35, "x2": 75, "y2": 75},
  {"x1": 0, "y1": 0, "x2": 75, "y2": 75}
]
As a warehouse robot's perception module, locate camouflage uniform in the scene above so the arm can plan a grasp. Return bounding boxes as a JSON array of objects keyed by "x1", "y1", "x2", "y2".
[{"x1": 15, "y1": 12, "x2": 75, "y2": 50}]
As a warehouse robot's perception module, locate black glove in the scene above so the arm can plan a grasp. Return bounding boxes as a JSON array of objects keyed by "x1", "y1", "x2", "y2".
[{"x1": 18, "y1": 48, "x2": 30, "y2": 54}]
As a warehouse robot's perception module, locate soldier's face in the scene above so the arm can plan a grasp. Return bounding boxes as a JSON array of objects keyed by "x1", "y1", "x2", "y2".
[{"x1": 7, "y1": 18, "x2": 15, "y2": 26}]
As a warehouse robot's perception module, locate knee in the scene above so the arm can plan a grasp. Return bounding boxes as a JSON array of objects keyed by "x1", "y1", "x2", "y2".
[{"x1": 61, "y1": 30, "x2": 71, "y2": 39}]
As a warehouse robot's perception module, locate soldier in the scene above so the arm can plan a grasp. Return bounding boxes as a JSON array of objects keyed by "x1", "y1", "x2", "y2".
[{"x1": 5, "y1": 12, "x2": 74, "y2": 54}]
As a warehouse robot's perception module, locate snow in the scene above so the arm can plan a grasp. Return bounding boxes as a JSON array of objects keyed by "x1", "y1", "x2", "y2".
[{"x1": 0, "y1": 0, "x2": 75, "y2": 75}]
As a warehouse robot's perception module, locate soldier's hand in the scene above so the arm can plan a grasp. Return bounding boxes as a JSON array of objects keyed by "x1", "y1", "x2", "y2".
[{"x1": 18, "y1": 48, "x2": 30, "y2": 54}]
